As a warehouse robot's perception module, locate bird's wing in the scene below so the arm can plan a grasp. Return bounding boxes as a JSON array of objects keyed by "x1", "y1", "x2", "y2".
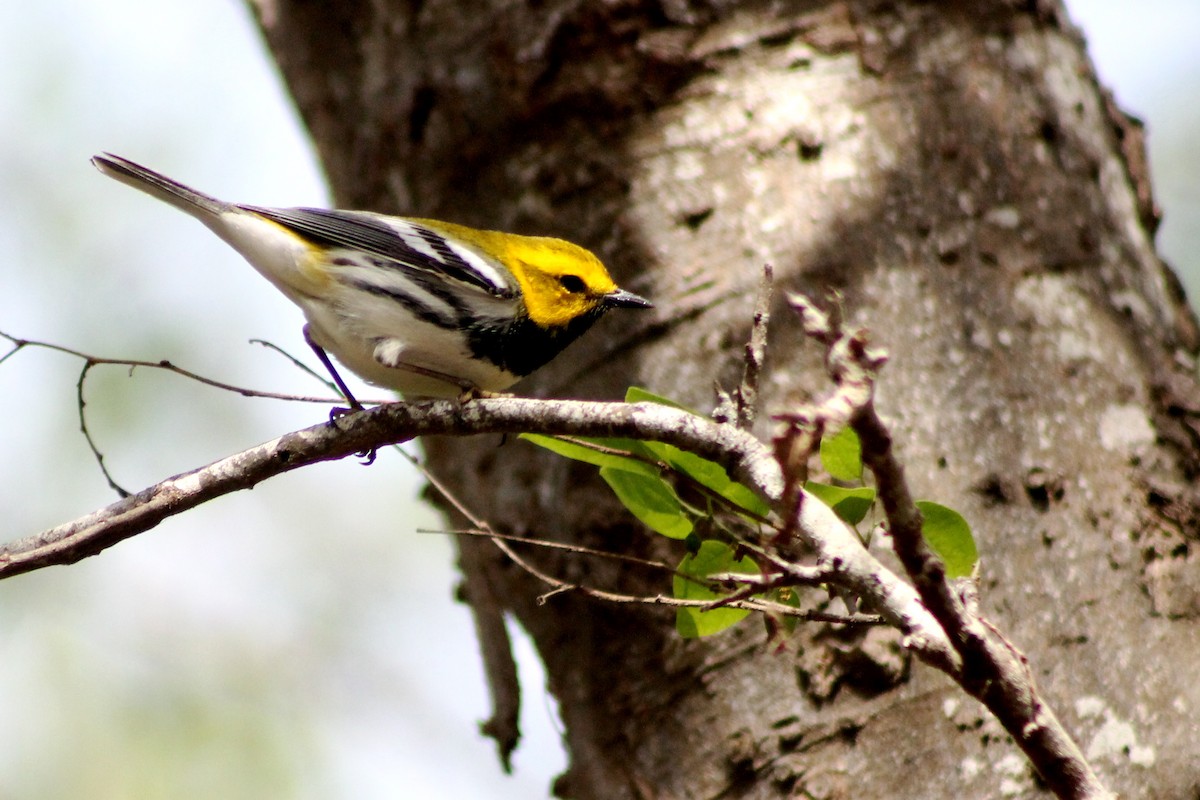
[{"x1": 244, "y1": 206, "x2": 516, "y2": 298}]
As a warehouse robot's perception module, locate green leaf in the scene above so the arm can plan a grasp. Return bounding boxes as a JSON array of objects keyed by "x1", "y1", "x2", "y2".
[
  {"x1": 625, "y1": 387, "x2": 770, "y2": 517},
  {"x1": 624, "y1": 386, "x2": 696, "y2": 413},
  {"x1": 804, "y1": 482, "x2": 876, "y2": 525},
  {"x1": 674, "y1": 541, "x2": 757, "y2": 637},
  {"x1": 600, "y1": 466, "x2": 693, "y2": 539},
  {"x1": 520, "y1": 433, "x2": 655, "y2": 476},
  {"x1": 525, "y1": 390, "x2": 770, "y2": 526},
  {"x1": 711, "y1": 480, "x2": 772, "y2": 519},
  {"x1": 820, "y1": 426, "x2": 863, "y2": 482},
  {"x1": 641, "y1": 441, "x2": 771, "y2": 518},
  {"x1": 915, "y1": 501, "x2": 978, "y2": 578}
]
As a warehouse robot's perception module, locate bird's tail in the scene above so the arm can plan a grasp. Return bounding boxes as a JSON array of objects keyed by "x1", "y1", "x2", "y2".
[{"x1": 91, "y1": 153, "x2": 230, "y2": 219}]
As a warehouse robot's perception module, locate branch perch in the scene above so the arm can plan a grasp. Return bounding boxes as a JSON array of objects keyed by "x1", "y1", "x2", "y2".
[
  {"x1": 1, "y1": 395, "x2": 948, "y2": 666},
  {"x1": 0, "y1": 398, "x2": 776, "y2": 578}
]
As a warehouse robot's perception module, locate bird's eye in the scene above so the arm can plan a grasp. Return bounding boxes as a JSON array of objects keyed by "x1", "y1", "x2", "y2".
[{"x1": 559, "y1": 274, "x2": 587, "y2": 293}]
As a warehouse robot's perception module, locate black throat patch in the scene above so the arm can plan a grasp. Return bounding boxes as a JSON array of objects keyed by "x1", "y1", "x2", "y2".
[{"x1": 465, "y1": 308, "x2": 607, "y2": 378}]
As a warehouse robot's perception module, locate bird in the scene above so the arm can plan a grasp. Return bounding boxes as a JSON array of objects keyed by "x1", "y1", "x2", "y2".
[{"x1": 92, "y1": 153, "x2": 652, "y2": 401}]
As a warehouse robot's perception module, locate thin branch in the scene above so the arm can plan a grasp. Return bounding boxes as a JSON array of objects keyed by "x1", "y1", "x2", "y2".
[
  {"x1": 0, "y1": 330, "x2": 347, "y2": 405},
  {"x1": 249, "y1": 337, "x2": 342, "y2": 396},
  {"x1": 442, "y1": 527, "x2": 869, "y2": 624},
  {"x1": 776, "y1": 292, "x2": 884, "y2": 434},
  {"x1": 714, "y1": 264, "x2": 773, "y2": 429},
  {"x1": 76, "y1": 360, "x2": 131, "y2": 497},
  {"x1": 15, "y1": 329, "x2": 372, "y2": 501},
  {"x1": 4, "y1": 329, "x2": 393, "y2": 498},
  {"x1": 0, "y1": 334, "x2": 28, "y2": 367},
  {"x1": 736, "y1": 263, "x2": 774, "y2": 429},
  {"x1": 705, "y1": 567, "x2": 826, "y2": 589},
  {"x1": 482, "y1": 533, "x2": 873, "y2": 624},
  {"x1": 430, "y1": 526, "x2": 680, "y2": 575}
]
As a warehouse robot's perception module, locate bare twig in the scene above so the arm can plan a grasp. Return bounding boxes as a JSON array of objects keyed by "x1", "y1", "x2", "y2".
[
  {"x1": 429, "y1": 526, "x2": 680, "y2": 575},
  {"x1": 442, "y1": 527, "x2": 869, "y2": 618},
  {"x1": 75, "y1": 360, "x2": 131, "y2": 498},
  {"x1": 714, "y1": 265, "x2": 774, "y2": 429},
  {"x1": 705, "y1": 567, "x2": 825, "y2": 589},
  {"x1": 249, "y1": 337, "x2": 341, "y2": 395},
  {"x1": 777, "y1": 292, "x2": 886, "y2": 433},
  {"x1": 0, "y1": 329, "x2": 349, "y2": 405},
  {"x1": 481, "y1": 532, "x2": 871, "y2": 624},
  {"x1": 3, "y1": 329, "x2": 393, "y2": 497},
  {"x1": 0, "y1": 334, "x2": 28, "y2": 367}
]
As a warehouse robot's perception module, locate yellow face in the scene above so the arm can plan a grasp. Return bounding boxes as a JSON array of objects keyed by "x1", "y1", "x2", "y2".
[
  {"x1": 414, "y1": 219, "x2": 627, "y2": 329},
  {"x1": 492, "y1": 235, "x2": 620, "y2": 329}
]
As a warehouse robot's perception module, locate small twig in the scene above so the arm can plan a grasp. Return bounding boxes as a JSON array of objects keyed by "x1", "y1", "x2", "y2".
[
  {"x1": 428, "y1": 526, "x2": 679, "y2": 575},
  {"x1": 0, "y1": 333, "x2": 29, "y2": 367},
  {"x1": 3, "y1": 329, "x2": 395, "y2": 497},
  {"x1": 778, "y1": 292, "x2": 887, "y2": 432},
  {"x1": 249, "y1": 337, "x2": 340, "y2": 395},
  {"x1": 706, "y1": 567, "x2": 826, "y2": 588},
  {"x1": 441, "y1": 527, "x2": 861, "y2": 626},
  {"x1": 714, "y1": 264, "x2": 774, "y2": 429},
  {"x1": 736, "y1": 264, "x2": 774, "y2": 429},
  {"x1": 0, "y1": 329, "x2": 360, "y2": 404},
  {"x1": 76, "y1": 360, "x2": 131, "y2": 498},
  {"x1": 479, "y1": 530, "x2": 876, "y2": 623},
  {"x1": 697, "y1": 576, "x2": 884, "y2": 626}
]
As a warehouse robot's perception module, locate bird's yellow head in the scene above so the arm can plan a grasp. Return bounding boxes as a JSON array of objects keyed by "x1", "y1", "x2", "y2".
[
  {"x1": 500, "y1": 236, "x2": 614, "y2": 327},
  {"x1": 484, "y1": 232, "x2": 650, "y2": 329}
]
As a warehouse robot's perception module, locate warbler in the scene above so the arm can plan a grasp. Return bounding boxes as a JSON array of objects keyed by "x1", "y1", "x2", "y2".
[{"x1": 91, "y1": 153, "x2": 651, "y2": 399}]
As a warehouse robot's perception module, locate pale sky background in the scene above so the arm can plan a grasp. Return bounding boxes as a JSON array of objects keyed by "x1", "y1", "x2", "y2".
[{"x1": 0, "y1": 2, "x2": 1195, "y2": 799}]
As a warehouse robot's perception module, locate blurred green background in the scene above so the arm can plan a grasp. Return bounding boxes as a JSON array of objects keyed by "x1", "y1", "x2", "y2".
[{"x1": 0, "y1": 2, "x2": 1195, "y2": 798}]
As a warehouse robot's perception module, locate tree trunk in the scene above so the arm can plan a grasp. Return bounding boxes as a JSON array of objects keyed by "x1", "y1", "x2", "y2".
[{"x1": 254, "y1": 1, "x2": 1200, "y2": 797}]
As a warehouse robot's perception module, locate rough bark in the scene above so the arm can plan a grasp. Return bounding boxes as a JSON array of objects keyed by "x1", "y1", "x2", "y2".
[{"x1": 252, "y1": 1, "x2": 1200, "y2": 797}]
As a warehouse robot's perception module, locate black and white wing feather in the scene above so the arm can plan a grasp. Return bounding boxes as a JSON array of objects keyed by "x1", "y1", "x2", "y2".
[{"x1": 242, "y1": 206, "x2": 516, "y2": 298}]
